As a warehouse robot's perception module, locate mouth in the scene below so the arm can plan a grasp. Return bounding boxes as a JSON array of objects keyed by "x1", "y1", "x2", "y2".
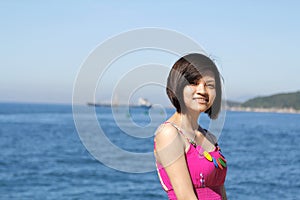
[{"x1": 193, "y1": 97, "x2": 209, "y2": 104}]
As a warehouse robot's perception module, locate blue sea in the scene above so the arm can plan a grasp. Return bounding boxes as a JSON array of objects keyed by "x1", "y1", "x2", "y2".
[{"x1": 0, "y1": 102, "x2": 299, "y2": 200}]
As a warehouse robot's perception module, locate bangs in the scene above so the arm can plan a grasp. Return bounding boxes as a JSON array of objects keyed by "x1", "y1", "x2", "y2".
[{"x1": 184, "y1": 65, "x2": 212, "y2": 84}]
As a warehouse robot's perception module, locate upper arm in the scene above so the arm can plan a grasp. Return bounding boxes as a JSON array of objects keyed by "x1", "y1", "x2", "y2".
[
  {"x1": 154, "y1": 124, "x2": 187, "y2": 166},
  {"x1": 154, "y1": 125, "x2": 197, "y2": 200},
  {"x1": 164, "y1": 154, "x2": 198, "y2": 200}
]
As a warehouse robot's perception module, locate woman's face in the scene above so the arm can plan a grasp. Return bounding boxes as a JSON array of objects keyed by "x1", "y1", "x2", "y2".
[{"x1": 182, "y1": 71, "x2": 216, "y2": 113}]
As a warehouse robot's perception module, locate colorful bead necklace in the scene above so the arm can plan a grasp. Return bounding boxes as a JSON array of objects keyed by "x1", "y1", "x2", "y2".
[
  {"x1": 195, "y1": 143, "x2": 227, "y2": 169},
  {"x1": 181, "y1": 128, "x2": 227, "y2": 170},
  {"x1": 163, "y1": 122, "x2": 227, "y2": 169}
]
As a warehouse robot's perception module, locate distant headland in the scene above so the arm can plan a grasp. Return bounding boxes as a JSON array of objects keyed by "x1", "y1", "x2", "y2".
[{"x1": 226, "y1": 91, "x2": 300, "y2": 114}]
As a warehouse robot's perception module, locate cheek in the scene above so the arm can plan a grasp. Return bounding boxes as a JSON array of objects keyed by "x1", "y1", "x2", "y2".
[
  {"x1": 182, "y1": 86, "x2": 194, "y2": 103},
  {"x1": 209, "y1": 90, "x2": 216, "y2": 102},
  {"x1": 183, "y1": 86, "x2": 194, "y2": 96}
]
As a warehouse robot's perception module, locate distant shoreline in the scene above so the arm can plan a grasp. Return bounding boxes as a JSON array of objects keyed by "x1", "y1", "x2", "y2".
[
  {"x1": 1, "y1": 101, "x2": 300, "y2": 115},
  {"x1": 226, "y1": 106, "x2": 300, "y2": 114}
]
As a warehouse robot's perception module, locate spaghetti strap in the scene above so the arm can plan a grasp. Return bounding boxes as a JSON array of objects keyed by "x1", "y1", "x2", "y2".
[
  {"x1": 162, "y1": 121, "x2": 197, "y2": 146},
  {"x1": 163, "y1": 121, "x2": 183, "y2": 134},
  {"x1": 154, "y1": 121, "x2": 183, "y2": 151}
]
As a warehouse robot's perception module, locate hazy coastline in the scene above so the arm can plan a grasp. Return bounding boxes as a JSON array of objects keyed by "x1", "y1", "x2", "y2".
[{"x1": 226, "y1": 106, "x2": 300, "y2": 114}]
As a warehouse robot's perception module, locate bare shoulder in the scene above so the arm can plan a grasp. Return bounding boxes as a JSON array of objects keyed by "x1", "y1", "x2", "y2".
[
  {"x1": 154, "y1": 123, "x2": 181, "y2": 149},
  {"x1": 154, "y1": 123, "x2": 187, "y2": 167}
]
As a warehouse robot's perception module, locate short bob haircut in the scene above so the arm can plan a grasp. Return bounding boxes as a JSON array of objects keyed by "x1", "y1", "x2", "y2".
[{"x1": 166, "y1": 53, "x2": 222, "y2": 119}]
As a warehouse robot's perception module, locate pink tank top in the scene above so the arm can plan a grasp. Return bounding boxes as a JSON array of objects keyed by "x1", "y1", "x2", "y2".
[{"x1": 154, "y1": 122, "x2": 227, "y2": 200}]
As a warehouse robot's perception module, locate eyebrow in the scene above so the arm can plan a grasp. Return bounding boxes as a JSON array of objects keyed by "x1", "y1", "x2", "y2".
[{"x1": 205, "y1": 79, "x2": 215, "y2": 83}]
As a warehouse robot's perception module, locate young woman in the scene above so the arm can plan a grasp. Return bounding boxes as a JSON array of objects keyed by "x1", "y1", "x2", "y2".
[{"x1": 154, "y1": 53, "x2": 227, "y2": 200}]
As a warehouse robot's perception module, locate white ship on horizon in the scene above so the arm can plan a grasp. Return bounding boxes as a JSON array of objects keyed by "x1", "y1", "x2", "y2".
[
  {"x1": 137, "y1": 98, "x2": 152, "y2": 108},
  {"x1": 87, "y1": 97, "x2": 152, "y2": 109}
]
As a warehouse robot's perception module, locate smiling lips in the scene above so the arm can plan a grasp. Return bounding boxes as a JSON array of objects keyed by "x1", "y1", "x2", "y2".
[{"x1": 193, "y1": 97, "x2": 208, "y2": 104}]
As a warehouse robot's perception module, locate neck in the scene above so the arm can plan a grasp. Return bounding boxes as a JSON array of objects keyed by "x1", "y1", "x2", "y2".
[{"x1": 173, "y1": 110, "x2": 201, "y2": 132}]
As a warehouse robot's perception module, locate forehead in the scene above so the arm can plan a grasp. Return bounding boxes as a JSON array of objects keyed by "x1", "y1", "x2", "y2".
[{"x1": 199, "y1": 70, "x2": 215, "y2": 81}]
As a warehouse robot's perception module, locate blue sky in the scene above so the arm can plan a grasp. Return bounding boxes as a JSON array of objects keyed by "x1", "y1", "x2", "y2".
[{"x1": 1, "y1": 1, "x2": 299, "y2": 105}]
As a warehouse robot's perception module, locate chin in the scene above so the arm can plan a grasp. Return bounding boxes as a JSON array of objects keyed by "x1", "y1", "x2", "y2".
[{"x1": 190, "y1": 105, "x2": 209, "y2": 113}]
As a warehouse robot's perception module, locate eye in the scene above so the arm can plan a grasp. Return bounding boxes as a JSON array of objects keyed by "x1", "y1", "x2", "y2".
[
  {"x1": 189, "y1": 80, "x2": 199, "y2": 85},
  {"x1": 206, "y1": 83, "x2": 215, "y2": 89}
]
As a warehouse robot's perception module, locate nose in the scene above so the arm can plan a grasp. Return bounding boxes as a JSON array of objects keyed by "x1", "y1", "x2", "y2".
[{"x1": 196, "y1": 82, "x2": 207, "y2": 94}]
